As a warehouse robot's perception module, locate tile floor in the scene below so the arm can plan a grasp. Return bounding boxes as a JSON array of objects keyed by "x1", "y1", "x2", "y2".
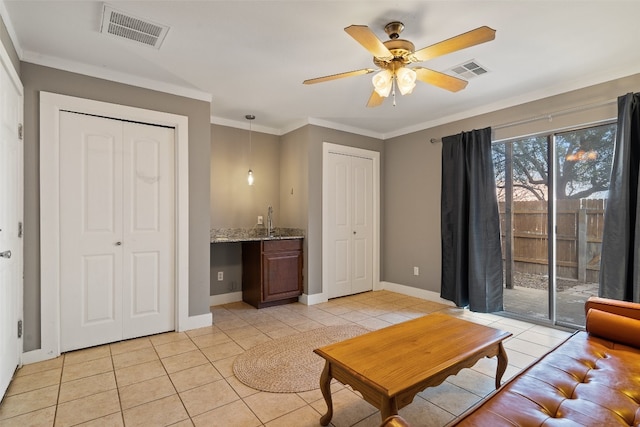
[{"x1": 0, "y1": 290, "x2": 574, "y2": 426}]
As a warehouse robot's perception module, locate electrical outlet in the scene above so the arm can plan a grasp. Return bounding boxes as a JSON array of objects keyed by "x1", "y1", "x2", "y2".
[
  {"x1": 257, "y1": 216, "x2": 263, "y2": 225},
  {"x1": 217, "y1": 271, "x2": 224, "y2": 281},
  {"x1": 413, "y1": 266, "x2": 419, "y2": 276}
]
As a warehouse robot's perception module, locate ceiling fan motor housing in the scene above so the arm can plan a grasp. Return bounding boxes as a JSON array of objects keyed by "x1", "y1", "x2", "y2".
[{"x1": 373, "y1": 39, "x2": 415, "y2": 70}]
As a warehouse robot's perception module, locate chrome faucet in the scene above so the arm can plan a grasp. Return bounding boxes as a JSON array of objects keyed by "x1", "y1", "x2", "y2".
[{"x1": 267, "y1": 206, "x2": 274, "y2": 237}]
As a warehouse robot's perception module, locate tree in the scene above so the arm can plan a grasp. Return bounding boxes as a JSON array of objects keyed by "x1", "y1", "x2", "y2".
[{"x1": 493, "y1": 124, "x2": 615, "y2": 201}]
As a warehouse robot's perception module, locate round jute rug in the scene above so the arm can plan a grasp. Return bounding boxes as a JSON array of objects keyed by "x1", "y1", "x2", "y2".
[{"x1": 233, "y1": 324, "x2": 370, "y2": 393}]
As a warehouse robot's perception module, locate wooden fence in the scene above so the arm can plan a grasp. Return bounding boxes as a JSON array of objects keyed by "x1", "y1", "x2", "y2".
[{"x1": 498, "y1": 199, "x2": 605, "y2": 284}]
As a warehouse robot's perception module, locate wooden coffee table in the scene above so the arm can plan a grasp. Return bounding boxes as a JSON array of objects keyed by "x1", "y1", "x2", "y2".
[{"x1": 314, "y1": 312, "x2": 512, "y2": 425}]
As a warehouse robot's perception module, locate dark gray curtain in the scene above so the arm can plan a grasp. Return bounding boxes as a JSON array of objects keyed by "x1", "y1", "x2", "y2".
[
  {"x1": 600, "y1": 92, "x2": 640, "y2": 302},
  {"x1": 440, "y1": 127, "x2": 503, "y2": 312}
]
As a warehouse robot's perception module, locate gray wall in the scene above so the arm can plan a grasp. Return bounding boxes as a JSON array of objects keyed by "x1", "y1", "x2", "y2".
[
  {"x1": 383, "y1": 73, "x2": 640, "y2": 296},
  {"x1": 21, "y1": 62, "x2": 211, "y2": 351},
  {"x1": 209, "y1": 123, "x2": 384, "y2": 298},
  {"x1": 210, "y1": 124, "x2": 281, "y2": 296},
  {"x1": 305, "y1": 125, "x2": 384, "y2": 295}
]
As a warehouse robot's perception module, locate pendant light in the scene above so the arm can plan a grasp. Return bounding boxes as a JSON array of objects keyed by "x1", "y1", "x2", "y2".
[{"x1": 246, "y1": 114, "x2": 255, "y2": 185}]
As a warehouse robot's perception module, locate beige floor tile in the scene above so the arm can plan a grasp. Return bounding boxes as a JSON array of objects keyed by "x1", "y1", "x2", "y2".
[
  {"x1": 224, "y1": 325, "x2": 263, "y2": 340},
  {"x1": 265, "y1": 327, "x2": 299, "y2": 339},
  {"x1": 0, "y1": 385, "x2": 59, "y2": 420},
  {"x1": 154, "y1": 339, "x2": 198, "y2": 359},
  {"x1": 503, "y1": 337, "x2": 553, "y2": 358},
  {"x1": 355, "y1": 317, "x2": 393, "y2": 330},
  {"x1": 6, "y1": 368, "x2": 61, "y2": 396},
  {"x1": 111, "y1": 347, "x2": 158, "y2": 370},
  {"x1": 169, "y1": 363, "x2": 222, "y2": 392},
  {"x1": 119, "y1": 375, "x2": 176, "y2": 410},
  {"x1": 0, "y1": 405, "x2": 55, "y2": 426},
  {"x1": 292, "y1": 320, "x2": 325, "y2": 332},
  {"x1": 243, "y1": 391, "x2": 307, "y2": 423},
  {"x1": 234, "y1": 333, "x2": 274, "y2": 350},
  {"x1": 185, "y1": 325, "x2": 218, "y2": 338},
  {"x1": 63, "y1": 345, "x2": 111, "y2": 366},
  {"x1": 109, "y1": 337, "x2": 152, "y2": 356},
  {"x1": 225, "y1": 375, "x2": 260, "y2": 398},
  {"x1": 265, "y1": 405, "x2": 324, "y2": 426},
  {"x1": 75, "y1": 411, "x2": 124, "y2": 426},
  {"x1": 168, "y1": 419, "x2": 195, "y2": 427},
  {"x1": 149, "y1": 331, "x2": 190, "y2": 346},
  {"x1": 161, "y1": 349, "x2": 209, "y2": 374},
  {"x1": 14, "y1": 357, "x2": 63, "y2": 378},
  {"x1": 418, "y1": 382, "x2": 482, "y2": 416},
  {"x1": 191, "y1": 399, "x2": 261, "y2": 427},
  {"x1": 122, "y1": 394, "x2": 189, "y2": 427},
  {"x1": 211, "y1": 356, "x2": 236, "y2": 378},
  {"x1": 310, "y1": 388, "x2": 376, "y2": 427},
  {"x1": 395, "y1": 396, "x2": 456, "y2": 427},
  {"x1": 114, "y1": 359, "x2": 166, "y2": 387},
  {"x1": 445, "y1": 368, "x2": 496, "y2": 397},
  {"x1": 200, "y1": 341, "x2": 244, "y2": 362},
  {"x1": 253, "y1": 320, "x2": 289, "y2": 334},
  {"x1": 54, "y1": 389, "x2": 120, "y2": 427},
  {"x1": 58, "y1": 371, "x2": 117, "y2": 403},
  {"x1": 190, "y1": 331, "x2": 231, "y2": 349},
  {"x1": 61, "y1": 356, "x2": 113, "y2": 382},
  {"x1": 179, "y1": 379, "x2": 239, "y2": 417}
]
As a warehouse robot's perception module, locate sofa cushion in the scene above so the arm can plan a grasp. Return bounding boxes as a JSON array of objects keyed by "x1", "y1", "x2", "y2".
[
  {"x1": 452, "y1": 331, "x2": 640, "y2": 426},
  {"x1": 586, "y1": 307, "x2": 640, "y2": 348}
]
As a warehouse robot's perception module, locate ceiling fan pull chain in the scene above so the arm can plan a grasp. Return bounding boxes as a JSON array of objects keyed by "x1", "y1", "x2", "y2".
[{"x1": 392, "y1": 77, "x2": 397, "y2": 107}]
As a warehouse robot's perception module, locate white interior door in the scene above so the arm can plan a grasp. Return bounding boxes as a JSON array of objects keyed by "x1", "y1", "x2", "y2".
[
  {"x1": 0, "y1": 59, "x2": 23, "y2": 398},
  {"x1": 326, "y1": 152, "x2": 373, "y2": 298},
  {"x1": 350, "y1": 156, "x2": 373, "y2": 294},
  {"x1": 122, "y1": 122, "x2": 175, "y2": 339},
  {"x1": 59, "y1": 112, "x2": 174, "y2": 352}
]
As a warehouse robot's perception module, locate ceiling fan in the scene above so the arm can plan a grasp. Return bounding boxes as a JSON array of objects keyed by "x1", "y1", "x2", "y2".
[{"x1": 303, "y1": 21, "x2": 496, "y2": 107}]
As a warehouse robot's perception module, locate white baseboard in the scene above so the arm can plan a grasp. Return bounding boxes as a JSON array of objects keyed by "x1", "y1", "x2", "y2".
[
  {"x1": 210, "y1": 292, "x2": 242, "y2": 307},
  {"x1": 21, "y1": 348, "x2": 58, "y2": 365},
  {"x1": 179, "y1": 313, "x2": 213, "y2": 331},
  {"x1": 379, "y1": 281, "x2": 455, "y2": 306},
  {"x1": 298, "y1": 292, "x2": 328, "y2": 306}
]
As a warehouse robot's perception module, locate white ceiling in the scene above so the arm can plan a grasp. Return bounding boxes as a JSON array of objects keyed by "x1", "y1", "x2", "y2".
[{"x1": 3, "y1": 1, "x2": 640, "y2": 138}]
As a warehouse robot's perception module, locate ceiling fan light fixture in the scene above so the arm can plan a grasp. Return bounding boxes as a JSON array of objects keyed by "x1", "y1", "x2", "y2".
[
  {"x1": 396, "y1": 67, "x2": 417, "y2": 95},
  {"x1": 372, "y1": 69, "x2": 393, "y2": 97}
]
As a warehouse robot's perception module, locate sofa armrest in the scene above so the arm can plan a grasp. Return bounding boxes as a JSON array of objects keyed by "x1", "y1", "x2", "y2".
[{"x1": 584, "y1": 296, "x2": 640, "y2": 321}]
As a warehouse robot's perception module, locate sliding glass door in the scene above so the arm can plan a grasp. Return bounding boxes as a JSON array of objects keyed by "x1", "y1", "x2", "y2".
[{"x1": 493, "y1": 123, "x2": 615, "y2": 327}]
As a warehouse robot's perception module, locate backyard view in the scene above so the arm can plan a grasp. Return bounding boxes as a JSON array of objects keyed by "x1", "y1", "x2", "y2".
[{"x1": 493, "y1": 123, "x2": 616, "y2": 327}]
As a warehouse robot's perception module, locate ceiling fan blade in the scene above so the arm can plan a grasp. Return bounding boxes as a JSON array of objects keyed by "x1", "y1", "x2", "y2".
[
  {"x1": 410, "y1": 26, "x2": 496, "y2": 63},
  {"x1": 366, "y1": 90, "x2": 385, "y2": 108},
  {"x1": 344, "y1": 25, "x2": 393, "y2": 61},
  {"x1": 413, "y1": 67, "x2": 468, "y2": 92},
  {"x1": 303, "y1": 68, "x2": 376, "y2": 85}
]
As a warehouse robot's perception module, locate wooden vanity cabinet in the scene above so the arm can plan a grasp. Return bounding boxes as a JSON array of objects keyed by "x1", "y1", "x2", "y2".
[{"x1": 242, "y1": 239, "x2": 303, "y2": 308}]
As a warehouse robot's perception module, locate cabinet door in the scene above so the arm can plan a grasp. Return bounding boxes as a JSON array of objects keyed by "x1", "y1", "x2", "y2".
[{"x1": 262, "y1": 250, "x2": 302, "y2": 302}]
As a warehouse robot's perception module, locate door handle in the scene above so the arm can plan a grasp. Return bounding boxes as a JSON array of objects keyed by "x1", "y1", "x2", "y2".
[
  {"x1": 115, "y1": 242, "x2": 122, "y2": 246},
  {"x1": 353, "y1": 231, "x2": 356, "y2": 235},
  {"x1": 0, "y1": 250, "x2": 11, "y2": 259}
]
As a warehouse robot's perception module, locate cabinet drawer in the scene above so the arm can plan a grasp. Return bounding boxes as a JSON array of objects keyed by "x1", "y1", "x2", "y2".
[{"x1": 263, "y1": 239, "x2": 302, "y2": 252}]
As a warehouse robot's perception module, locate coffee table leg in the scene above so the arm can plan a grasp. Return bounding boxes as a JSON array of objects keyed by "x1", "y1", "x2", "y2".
[
  {"x1": 319, "y1": 360, "x2": 333, "y2": 426},
  {"x1": 380, "y1": 398, "x2": 399, "y2": 422},
  {"x1": 495, "y1": 342, "x2": 508, "y2": 389}
]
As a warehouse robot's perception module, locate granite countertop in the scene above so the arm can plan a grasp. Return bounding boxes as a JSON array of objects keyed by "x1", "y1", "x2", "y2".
[{"x1": 210, "y1": 227, "x2": 305, "y2": 243}]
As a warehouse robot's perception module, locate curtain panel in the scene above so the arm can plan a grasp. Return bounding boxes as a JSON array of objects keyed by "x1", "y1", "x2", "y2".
[
  {"x1": 600, "y1": 92, "x2": 640, "y2": 302},
  {"x1": 440, "y1": 127, "x2": 503, "y2": 312}
]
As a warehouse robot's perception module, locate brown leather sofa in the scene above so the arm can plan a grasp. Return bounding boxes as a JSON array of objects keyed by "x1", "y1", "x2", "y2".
[{"x1": 381, "y1": 296, "x2": 640, "y2": 426}]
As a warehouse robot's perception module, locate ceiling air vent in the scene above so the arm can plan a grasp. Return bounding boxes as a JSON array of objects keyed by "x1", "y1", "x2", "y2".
[
  {"x1": 449, "y1": 60, "x2": 489, "y2": 79},
  {"x1": 100, "y1": 5, "x2": 169, "y2": 49}
]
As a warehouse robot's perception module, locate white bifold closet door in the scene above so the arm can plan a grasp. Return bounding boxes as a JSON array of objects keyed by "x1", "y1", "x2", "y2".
[
  {"x1": 59, "y1": 112, "x2": 175, "y2": 352},
  {"x1": 326, "y1": 152, "x2": 374, "y2": 299}
]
